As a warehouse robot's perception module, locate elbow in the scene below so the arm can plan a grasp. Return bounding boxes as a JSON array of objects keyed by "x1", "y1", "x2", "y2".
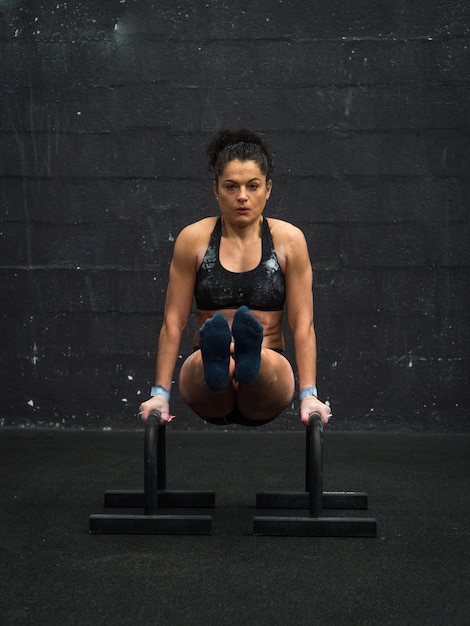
[
  {"x1": 289, "y1": 313, "x2": 315, "y2": 337},
  {"x1": 160, "y1": 316, "x2": 186, "y2": 342}
]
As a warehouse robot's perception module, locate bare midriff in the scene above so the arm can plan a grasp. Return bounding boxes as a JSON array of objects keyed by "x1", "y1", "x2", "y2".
[{"x1": 194, "y1": 308, "x2": 285, "y2": 352}]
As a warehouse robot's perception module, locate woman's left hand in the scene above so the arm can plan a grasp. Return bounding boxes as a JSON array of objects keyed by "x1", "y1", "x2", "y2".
[{"x1": 300, "y1": 396, "x2": 333, "y2": 426}]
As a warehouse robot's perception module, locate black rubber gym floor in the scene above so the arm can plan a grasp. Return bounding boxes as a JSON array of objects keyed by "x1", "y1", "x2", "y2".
[{"x1": 1, "y1": 427, "x2": 469, "y2": 625}]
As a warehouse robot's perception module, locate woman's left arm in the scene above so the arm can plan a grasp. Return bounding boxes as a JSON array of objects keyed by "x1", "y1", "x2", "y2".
[{"x1": 283, "y1": 225, "x2": 332, "y2": 425}]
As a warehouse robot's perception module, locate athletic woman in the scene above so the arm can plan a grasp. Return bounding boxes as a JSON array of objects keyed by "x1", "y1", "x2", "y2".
[{"x1": 139, "y1": 129, "x2": 332, "y2": 426}]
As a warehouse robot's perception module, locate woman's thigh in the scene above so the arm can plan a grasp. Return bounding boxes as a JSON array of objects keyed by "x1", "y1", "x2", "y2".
[
  {"x1": 179, "y1": 348, "x2": 294, "y2": 421},
  {"x1": 178, "y1": 350, "x2": 236, "y2": 418},
  {"x1": 236, "y1": 349, "x2": 295, "y2": 421}
]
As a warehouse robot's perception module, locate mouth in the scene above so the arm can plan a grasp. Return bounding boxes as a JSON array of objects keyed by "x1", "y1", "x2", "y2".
[{"x1": 235, "y1": 207, "x2": 250, "y2": 214}]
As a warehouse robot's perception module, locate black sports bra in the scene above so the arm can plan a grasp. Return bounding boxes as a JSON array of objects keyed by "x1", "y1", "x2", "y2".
[{"x1": 194, "y1": 218, "x2": 286, "y2": 311}]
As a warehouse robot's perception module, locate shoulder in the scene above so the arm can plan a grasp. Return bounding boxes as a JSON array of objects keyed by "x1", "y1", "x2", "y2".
[
  {"x1": 268, "y1": 219, "x2": 312, "y2": 285},
  {"x1": 172, "y1": 217, "x2": 218, "y2": 268},
  {"x1": 266, "y1": 217, "x2": 308, "y2": 251},
  {"x1": 266, "y1": 217, "x2": 311, "y2": 275},
  {"x1": 174, "y1": 217, "x2": 218, "y2": 249},
  {"x1": 177, "y1": 217, "x2": 218, "y2": 241}
]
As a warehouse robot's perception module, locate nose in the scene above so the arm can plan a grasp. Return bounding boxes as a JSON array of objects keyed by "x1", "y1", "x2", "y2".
[{"x1": 237, "y1": 186, "x2": 248, "y2": 202}]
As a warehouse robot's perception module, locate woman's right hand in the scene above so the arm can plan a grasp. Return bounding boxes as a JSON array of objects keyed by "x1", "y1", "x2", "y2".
[{"x1": 138, "y1": 396, "x2": 170, "y2": 422}]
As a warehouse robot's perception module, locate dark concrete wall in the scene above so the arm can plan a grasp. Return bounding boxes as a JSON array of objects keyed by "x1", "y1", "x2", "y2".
[{"x1": 1, "y1": 1, "x2": 469, "y2": 431}]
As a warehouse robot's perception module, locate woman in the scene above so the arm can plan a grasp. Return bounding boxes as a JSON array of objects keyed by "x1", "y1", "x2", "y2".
[{"x1": 139, "y1": 129, "x2": 332, "y2": 426}]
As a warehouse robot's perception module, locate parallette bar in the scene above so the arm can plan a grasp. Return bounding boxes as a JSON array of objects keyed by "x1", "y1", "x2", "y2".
[
  {"x1": 253, "y1": 516, "x2": 377, "y2": 537},
  {"x1": 89, "y1": 514, "x2": 212, "y2": 535}
]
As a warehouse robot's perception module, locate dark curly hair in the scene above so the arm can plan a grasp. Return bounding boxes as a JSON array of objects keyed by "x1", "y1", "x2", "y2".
[{"x1": 207, "y1": 129, "x2": 274, "y2": 181}]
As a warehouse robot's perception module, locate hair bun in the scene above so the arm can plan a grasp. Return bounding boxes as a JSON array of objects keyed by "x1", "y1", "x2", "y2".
[
  {"x1": 207, "y1": 129, "x2": 273, "y2": 179},
  {"x1": 207, "y1": 129, "x2": 263, "y2": 168}
]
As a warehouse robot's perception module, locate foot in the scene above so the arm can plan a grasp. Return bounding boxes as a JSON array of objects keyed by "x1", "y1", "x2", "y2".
[
  {"x1": 199, "y1": 313, "x2": 232, "y2": 392},
  {"x1": 232, "y1": 306, "x2": 264, "y2": 384}
]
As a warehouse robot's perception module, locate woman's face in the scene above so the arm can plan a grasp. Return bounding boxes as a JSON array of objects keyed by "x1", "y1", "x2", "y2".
[{"x1": 213, "y1": 159, "x2": 272, "y2": 225}]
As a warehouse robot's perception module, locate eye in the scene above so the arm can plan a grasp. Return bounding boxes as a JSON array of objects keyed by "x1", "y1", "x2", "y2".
[
  {"x1": 249, "y1": 184, "x2": 259, "y2": 191},
  {"x1": 225, "y1": 184, "x2": 236, "y2": 191}
]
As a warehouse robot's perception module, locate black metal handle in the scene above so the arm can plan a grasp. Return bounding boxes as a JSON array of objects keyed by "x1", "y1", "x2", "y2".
[
  {"x1": 146, "y1": 409, "x2": 165, "y2": 427},
  {"x1": 144, "y1": 410, "x2": 167, "y2": 514},
  {"x1": 306, "y1": 412, "x2": 323, "y2": 517}
]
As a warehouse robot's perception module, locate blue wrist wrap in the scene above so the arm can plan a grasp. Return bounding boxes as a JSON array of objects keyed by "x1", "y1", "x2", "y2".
[
  {"x1": 299, "y1": 386, "x2": 318, "y2": 400},
  {"x1": 150, "y1": 385, "x2": 170, "y2": 401}
]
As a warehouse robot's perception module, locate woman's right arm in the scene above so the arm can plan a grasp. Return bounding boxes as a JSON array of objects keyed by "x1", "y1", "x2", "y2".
[{"x1": 139, "y1": 225, "x2": 199, "y2": 421}]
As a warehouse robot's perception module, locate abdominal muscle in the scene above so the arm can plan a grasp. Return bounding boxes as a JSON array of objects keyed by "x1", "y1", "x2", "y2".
[{"x1": 194, "y1": 308, "x2": 285, "y2": 352}]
